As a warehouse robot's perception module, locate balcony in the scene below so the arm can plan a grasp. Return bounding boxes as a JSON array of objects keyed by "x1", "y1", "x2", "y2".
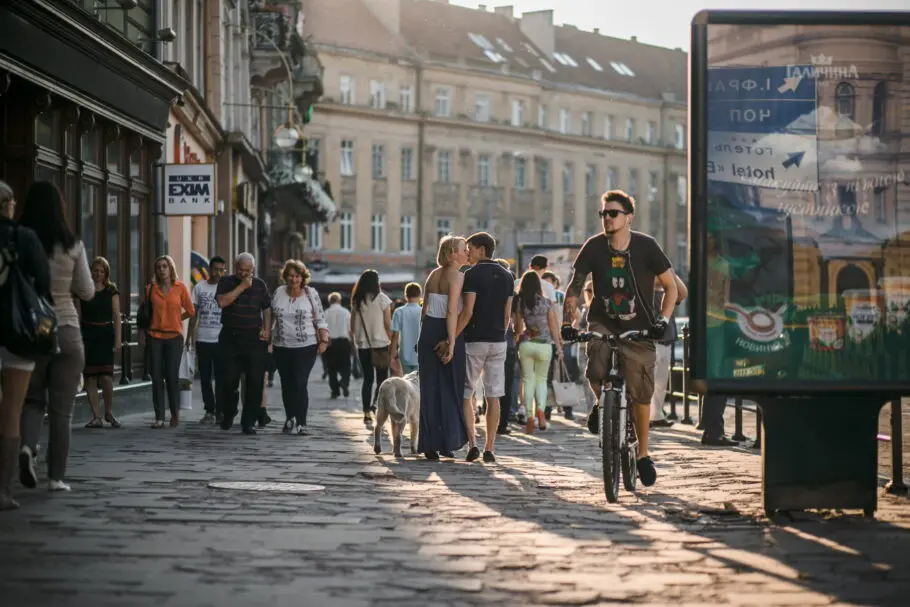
[
  {"x1": 432, "y1": 183, "x2": 461, "y2": 213},
  {"x1": 249, "y1": 3, "x2": 324, "y2": 112},
  {"x1": 468, "y1": 186, "x2": 504, "y2": 217},
  {"x1": 510, "y1": 189, "x2": 537, "y2": 222}
]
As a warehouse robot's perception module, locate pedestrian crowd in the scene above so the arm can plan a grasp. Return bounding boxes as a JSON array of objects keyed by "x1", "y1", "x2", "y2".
[{"x1": 0, "y1": 181, "x2": 743, "y2": 513}]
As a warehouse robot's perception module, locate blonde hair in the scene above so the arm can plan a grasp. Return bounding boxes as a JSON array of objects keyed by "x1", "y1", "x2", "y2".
[
  {"x1": 153, "y1": 255, "x2": 179, "y2": 284},
  {"x1": 280, "y1": 259, "x2": 311, "y2": 284},
  {"x1": 328, "y1": 291, "x2": 342, "y2": 304},
  {"x1": 436, "y1": 234, "x2": 465, "y2": 267}
]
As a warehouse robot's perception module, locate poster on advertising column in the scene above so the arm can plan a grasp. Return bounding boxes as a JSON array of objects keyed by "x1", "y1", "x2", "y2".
[{"x1": 691, "y1": 14, "x2": 910, "y2": 391}]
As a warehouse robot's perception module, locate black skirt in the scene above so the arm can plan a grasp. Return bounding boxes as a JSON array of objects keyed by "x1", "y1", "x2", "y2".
[{"x1": 82, "y1": 322, "x2": 115, "y2": 377}]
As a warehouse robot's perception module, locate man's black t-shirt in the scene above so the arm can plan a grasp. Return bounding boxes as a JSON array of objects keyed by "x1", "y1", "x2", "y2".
[
  {"x1": 572, "y1": 231, "x2": 672, "y2": 333},
  {"x1": 463, "y1": 259, "x2": 514, "y2": 343}
]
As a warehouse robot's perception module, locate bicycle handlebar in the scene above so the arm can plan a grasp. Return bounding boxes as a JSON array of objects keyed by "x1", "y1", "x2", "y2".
[{"x1": 565, "y1": 329, "x2": 652, "y2": 344}]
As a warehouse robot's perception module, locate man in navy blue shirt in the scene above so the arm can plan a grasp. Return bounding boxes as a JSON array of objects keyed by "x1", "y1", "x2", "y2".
[{"x1": 455, "y1": 232, "x2": 514, "y2": 463}]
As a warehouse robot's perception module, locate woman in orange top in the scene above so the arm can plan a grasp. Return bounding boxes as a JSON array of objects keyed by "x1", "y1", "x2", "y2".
[{"x1": 145, "y1": 255, "x2": 195, "y2": 428}]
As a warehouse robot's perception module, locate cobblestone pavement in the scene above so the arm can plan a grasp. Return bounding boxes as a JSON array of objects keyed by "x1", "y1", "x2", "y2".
[{"x1": 1, "y1": 375, "x2": 908, "y2": 607}]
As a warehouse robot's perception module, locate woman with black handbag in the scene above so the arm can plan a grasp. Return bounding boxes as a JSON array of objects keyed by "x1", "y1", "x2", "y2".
[
  {"x1": 0, "y1": 181, "x2": 52, "y2": 510},
  {"x1": 14, "y1": 183, "x2": 89, "y2": 497},
  {"x1": 349, "y1": 269, "x2": 392, "y2": 425}
]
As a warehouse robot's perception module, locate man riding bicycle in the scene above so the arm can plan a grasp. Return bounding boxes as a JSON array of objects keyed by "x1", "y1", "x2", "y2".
[{"x1": 562, "y1": 189, "x2": 679, "y2": 488}]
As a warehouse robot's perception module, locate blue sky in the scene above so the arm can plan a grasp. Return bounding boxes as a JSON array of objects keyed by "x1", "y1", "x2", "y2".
[{"x1": 449, "y1": 0, "x2": 909, "y2": 51}]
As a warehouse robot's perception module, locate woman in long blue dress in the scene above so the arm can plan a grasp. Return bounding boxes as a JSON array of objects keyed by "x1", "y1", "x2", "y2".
[{"x1": 417, "y1": 235, "x2": 469, "y2": 460}]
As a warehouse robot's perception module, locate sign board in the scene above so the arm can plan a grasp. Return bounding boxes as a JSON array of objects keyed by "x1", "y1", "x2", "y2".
[
  {"x1": 164, "y1": 163, "x2": 216, "y2": 216},
  {"x1": 689, "y1": 14, "x2": 910, "y2": 395},
  {"x1": 707, "y1": 66, "x2": 819, "y2": 191}
]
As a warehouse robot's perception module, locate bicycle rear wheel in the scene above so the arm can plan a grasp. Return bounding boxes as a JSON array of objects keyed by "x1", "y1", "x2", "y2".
[{"x1": 601, "y1": 391, "x2": 621, "y2": 503}]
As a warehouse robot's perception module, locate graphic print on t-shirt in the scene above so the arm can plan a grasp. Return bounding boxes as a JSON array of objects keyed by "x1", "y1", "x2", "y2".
[{"x1": 604, "y1": 254, "x2": 637, "y2": 322}]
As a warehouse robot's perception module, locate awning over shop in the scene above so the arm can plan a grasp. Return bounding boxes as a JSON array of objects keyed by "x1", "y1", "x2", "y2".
[{"x1": 262, "y1": 177, "x2": 336, "y2": 223}]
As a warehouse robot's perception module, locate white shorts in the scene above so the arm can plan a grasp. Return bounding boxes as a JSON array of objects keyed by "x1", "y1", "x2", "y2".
[
  {"x1": 0, "y1": 346, "x2": 36, "y2": 372},
  {"x1": 464, "y1": 341, "x2": 507, "y2": 399}
]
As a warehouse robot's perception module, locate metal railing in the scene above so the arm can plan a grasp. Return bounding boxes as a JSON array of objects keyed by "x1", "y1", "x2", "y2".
[{"x1": 666, "y1": 326, "x2": 907, "y2": 493}]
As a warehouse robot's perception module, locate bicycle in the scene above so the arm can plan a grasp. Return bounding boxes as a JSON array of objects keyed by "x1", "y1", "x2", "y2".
[{"x1": 564, "y1": 329, "x2": 653, "y2": 503}]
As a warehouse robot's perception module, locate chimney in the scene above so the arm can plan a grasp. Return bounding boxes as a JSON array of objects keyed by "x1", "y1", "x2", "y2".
[
  {"x1": 494, "y1": 5, "x2": 513, "y2": 19},
  {"x1": 478, "y1": 4, "x2": 487, "y2": 10},
  {"x1": 519, "y1": 9, "x2": 554, "y2": 57},
  {"x1": 593, "y1": 28, "x2": 600, "y2": 34},
  {"x1": 362, "y1": 0, "x2": 400, "y2": 35},
  {"x1": 630, "y1": 35, "x2": 637, "y2": 42}
]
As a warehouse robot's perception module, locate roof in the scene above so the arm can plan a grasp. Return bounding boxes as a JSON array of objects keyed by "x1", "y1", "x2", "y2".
[
  {"x1": 302, "y1": 0, "x2": 409, "y2": 58},
  {"x1": 398, "y1": 0, "x2": 543, "y2": 78},
  {"x1": 304, "y1": 0, "x2": 686, "y2": 103},
  {"x1": 551, "y1": 25, "x2": 686, "y2": 102}
]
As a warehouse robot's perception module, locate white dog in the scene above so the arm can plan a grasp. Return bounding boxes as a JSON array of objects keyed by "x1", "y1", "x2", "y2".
[{"x1": 373, "y1": 371, "x2": 420, "y2": 458}]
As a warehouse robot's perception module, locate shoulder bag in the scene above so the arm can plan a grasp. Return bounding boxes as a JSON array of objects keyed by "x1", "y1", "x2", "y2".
[
  {"x1": 357, "y1": 301, "x2": 390, "y2": 370},
  {"x1": 136, "y1": 283, "x2": 153, "y2": 330},
  {"x1": 0, "y1": 227, "x2": 59, "y2": 358}
]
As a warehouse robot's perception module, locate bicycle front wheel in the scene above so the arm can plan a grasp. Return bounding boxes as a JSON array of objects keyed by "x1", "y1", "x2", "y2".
[{"x1": 601, "y1": 390, "x2": 621, "y2": 503}]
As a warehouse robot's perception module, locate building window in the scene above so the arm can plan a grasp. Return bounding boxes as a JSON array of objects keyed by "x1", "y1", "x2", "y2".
[
  {"x1": 563, "y1": 163, "x2": 573, "y2": 195},
  {"x1": 511, "y1": 99, "x2": 524, "y2": 127},
  {"x1": 400, "y1": 215, "x2": 414, "y2": 252},
  {"x1": 646, "y1": 121, "x2": 656, "y2": 144},
  {"x1": 435, "y1": 87, "x2": 451, "y2": 117},
  {"x1": 835, "y1": 82, "x2": 855, "y2": 121},
  {"x1": 339, "y1": 212, "x2": 354, "y2": 251},
  {"x1": 437, "y1": 151, "x2": 451, "y2": 183},
  {"x1": 538, "y1": 159, "x2": 550, "y2": 192},
  {"x1": 677, "y1": 175, "x2": 687, "y2": 206},
  {"x1": 538, "y1": 104, "x2": 547, "y2": 129},
  {"x1": 401, "y1": 147, "x2": 414, "y2": 181},
  {"x1": 340, "y1": 75, "x2": 354, "y2": 105},
  {"x1": 605, "y1": 115, "x2": 613, "y2": 139},
  {"x1": 581, "y1": 112, "x2": 592, "y2": 137},
  {"x1": 340, "y1": 139, "x2": 354, "y2": 176},
  {"x1": 625, "y1": 118, "x2": 635, "y2": 141},
  {"x1": 370, "y1": 80, "x2": 385, "y2": 109},
  {"x1": 559, "y1": 108, "x2": 571, "y2": 134},
  {"x1": 514, "y1": 157, "x2": 527, "y2": 189},
  {"x1": 436, "y1": 218, "x2": 452, "y2": 242},
  {"x1": 370, "y1": 214, "x2": 385, "y2": 252},
  {"x1": 585, "y1": 164, "x2": 596, "y2": 196},
  {"x1": 675, "y1": 124, "x2": 685, "y2": 149},
  {"x1": 872, "y1": 81, "x2": 887, "y2": 136},
  {"x1": 606, "y1": 166, "x2": 618, "y2": 190},
  {"x1": 874, "y1": 186, "x2": 888, "y2": 222},
  {"x1": 399, "y1": 86, "x2": 414, "y2": 113},
  {"x1": 562, "y1": 224, "x2": 572, "y2": 244},
  {"x1": 307, "y1": 223, "x2": 323, "y2": 250},
  {"x1": 307, "y1": 138, "x2": 321, "y2": 173},
  {"x1": 478, "y1": 154, "x2": 491, "y2": 187},
  {"x1": 648, "y1": 171, "x2": 659, "y2": 203},
  {"x1": 475, "y1": 94, "x2": 491, "y2": 122},
  {"x1": 371, "y1": 144, "x2": 385, "y2": 179},
  {"x1": 628, "y1": 169, "x2": 639, "y2": 198}
]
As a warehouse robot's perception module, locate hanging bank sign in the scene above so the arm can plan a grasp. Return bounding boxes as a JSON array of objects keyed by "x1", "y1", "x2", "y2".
[{"x1": 164, "y1": 163, "x2": 216, "y2": 216}]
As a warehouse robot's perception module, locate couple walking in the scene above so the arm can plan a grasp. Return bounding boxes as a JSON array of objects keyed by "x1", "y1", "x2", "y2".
[{"x1": 418, "y1": 232, "x2": 513, "y2": 463}]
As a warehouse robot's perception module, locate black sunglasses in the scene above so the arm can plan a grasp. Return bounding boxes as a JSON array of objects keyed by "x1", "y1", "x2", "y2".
[{"x1": 598, "y1": 209, "x2": 630, "y2": 218}]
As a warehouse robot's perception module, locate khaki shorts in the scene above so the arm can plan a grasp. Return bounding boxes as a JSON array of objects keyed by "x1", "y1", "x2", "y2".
[{"x1": 584, "y1": 322, "x2": 656, "y2": 405}]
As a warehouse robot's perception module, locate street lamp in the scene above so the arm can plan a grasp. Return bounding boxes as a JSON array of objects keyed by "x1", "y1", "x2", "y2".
[{"x1": 273, "y1": 124, "x2": 300, "y2": 149}]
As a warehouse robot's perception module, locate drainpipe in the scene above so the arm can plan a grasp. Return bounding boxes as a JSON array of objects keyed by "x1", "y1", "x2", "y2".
[{"x1": 415, "y1": 62, "x2": 425, "y2": 270}]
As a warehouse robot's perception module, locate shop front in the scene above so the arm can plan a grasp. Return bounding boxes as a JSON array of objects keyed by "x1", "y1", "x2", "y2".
[{"x1": 0, "y1": 1, "x2": 186, "y2": 379}]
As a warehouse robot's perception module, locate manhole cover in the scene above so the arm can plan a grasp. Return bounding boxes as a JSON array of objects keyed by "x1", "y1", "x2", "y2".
[{"x1": 208, "y1": 481, "x2": 325, "y2": 494}]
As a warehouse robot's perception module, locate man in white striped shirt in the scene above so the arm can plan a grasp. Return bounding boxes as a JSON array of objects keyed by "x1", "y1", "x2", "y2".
[{"x1": 323, "y1": 292, "x2": 352, "y2": 398}]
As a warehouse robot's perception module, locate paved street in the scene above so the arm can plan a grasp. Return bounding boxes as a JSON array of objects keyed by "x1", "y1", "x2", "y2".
[{"x1": 1, "y1": 374, "x2": 908, "y2": 607}]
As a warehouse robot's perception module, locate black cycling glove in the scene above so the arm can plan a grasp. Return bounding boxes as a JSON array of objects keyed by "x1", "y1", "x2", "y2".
[{"x1": 561, "y1": 324, "x2": 579, "y2": 342}]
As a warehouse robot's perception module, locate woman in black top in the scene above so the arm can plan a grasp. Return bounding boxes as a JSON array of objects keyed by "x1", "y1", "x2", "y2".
[
  {"x1": 0, "y1": 181, "x2": 51, "y2": 511},
  {"x1": 81, "y1": 256, "x2": 122, "y2": 428}
]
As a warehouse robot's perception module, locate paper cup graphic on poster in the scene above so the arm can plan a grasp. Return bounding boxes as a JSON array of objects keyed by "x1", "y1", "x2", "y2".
[
  {"x1": 808, "y1": 314, "x2": 845, "y2": 351},
  {"x1": 843, "y1": 289, "x2": 881, "y2": 343}
]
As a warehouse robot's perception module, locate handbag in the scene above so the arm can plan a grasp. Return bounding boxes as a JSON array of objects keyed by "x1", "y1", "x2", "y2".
[
  {"x1": 357, "y1": 304, "x2": 390, "y2": 370},
  {"x1": 136, "y1": 284, "x2": 153, "y2": 330},
  {"x1": 0, "y1": 227, "x2": 59, "y2": 358},
  {"x1": 552, "y1": 355, "x2": 585, "y2": 411}
]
